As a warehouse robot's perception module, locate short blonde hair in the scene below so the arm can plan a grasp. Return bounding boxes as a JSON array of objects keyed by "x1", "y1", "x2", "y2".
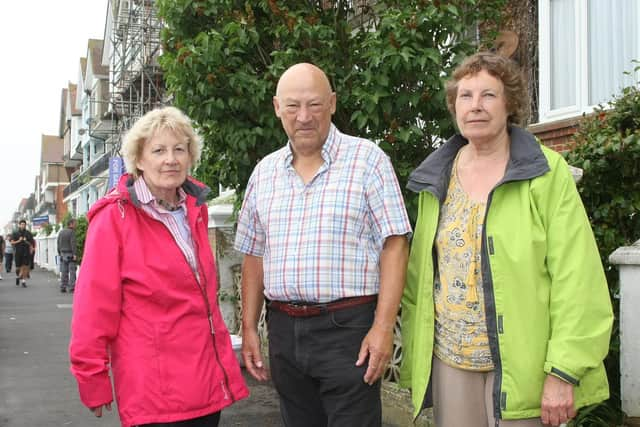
[
  {"x1": 120, "y1": 106, "x2": 202, "y2": 178},
  {"x1": 446, "y1": 52, "x2": 529, "y2": 126}
]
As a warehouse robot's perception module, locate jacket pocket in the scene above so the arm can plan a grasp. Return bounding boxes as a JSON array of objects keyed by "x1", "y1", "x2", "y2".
[{"x1": 152, "y1": 324, "x2": 170, "y2": 395}]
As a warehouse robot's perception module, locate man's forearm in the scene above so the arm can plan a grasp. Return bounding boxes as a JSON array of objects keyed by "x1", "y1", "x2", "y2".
[
  {"x1": 241, "y1": 254, "x2": 265, "y2": 333},
  {"x1": 375, "y1": 235, "x2": 409, "y2": 329}
]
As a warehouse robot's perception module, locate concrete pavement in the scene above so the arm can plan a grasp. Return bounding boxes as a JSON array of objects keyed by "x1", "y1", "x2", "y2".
[{"x1": 0, "y1": 267, "x2": 283, "y2": 427}]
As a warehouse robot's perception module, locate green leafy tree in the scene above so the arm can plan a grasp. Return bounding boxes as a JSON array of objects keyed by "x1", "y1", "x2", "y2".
[
  {"x1": 566, "y1": 81, "x2": 640, "y2": 427},
  {"x1": 157, "y1": 0, "x2": 506, "y2": 220},
  {"x1": 75, "y1": 215, "x2": 89, "y2": 264}
]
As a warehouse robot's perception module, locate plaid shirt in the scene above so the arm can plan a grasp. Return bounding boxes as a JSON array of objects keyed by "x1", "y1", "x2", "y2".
[
  {"x1": 235, "y1": 124, "x2": 411, "y2": 303},
  {"x1": 134, "y1": 177, "x2": 199, "y2": 275}
]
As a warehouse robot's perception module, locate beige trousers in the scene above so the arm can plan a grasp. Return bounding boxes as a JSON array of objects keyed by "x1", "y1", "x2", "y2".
[{"x1": 432, "y1": 357, "x2": 551, "y2": 427}]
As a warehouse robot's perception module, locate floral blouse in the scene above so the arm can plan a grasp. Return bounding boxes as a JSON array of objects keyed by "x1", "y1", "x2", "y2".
[{"x1": 433, "y1": 152, "x2": 493, "y2": 371}]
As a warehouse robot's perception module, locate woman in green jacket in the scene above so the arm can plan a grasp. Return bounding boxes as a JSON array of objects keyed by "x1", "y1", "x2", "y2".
[{"x1": 400, "y1": 52, "x2": 613, "y2": 426}]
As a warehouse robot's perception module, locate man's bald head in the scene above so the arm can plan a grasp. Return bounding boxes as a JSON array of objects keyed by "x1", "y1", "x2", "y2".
[
  {"x1": 275, "y1": 63, "x2": 333, "y2": 99},
  {"x1": 273, "y1": 63, "x2": 336, "y2": 157}
]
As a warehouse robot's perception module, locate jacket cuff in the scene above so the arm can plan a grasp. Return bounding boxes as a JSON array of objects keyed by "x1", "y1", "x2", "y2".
[
  {"x1": 544, "y1": 362, "x2": 580, "y2": 385},
  {"x1": 78, "y1": 376, "x2": 114, "y2": 408}
]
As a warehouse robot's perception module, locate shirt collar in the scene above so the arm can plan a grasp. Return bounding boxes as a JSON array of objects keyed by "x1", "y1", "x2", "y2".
[
  {"x1": 133, "y1": 176, "x2": 187, "y2": 212},
  {"x1": 283, "y1": 123, "x2": 340, "y2": 167}
]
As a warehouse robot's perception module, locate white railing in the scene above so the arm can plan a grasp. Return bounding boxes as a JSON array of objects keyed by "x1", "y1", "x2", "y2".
[{"x1": 35, "y1": 232, "x2": 60, "y2": 274}]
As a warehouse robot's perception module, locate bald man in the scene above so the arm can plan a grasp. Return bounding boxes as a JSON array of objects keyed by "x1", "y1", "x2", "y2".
[{"x1": 234, "y1": 63, "x2": 411, "y2": 426}]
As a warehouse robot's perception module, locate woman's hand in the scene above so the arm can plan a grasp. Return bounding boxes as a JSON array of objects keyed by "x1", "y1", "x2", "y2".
[
  {"x1": 90, "y1": 403, "x2": 112, "y2": 417},
  {"x1": 541, "y1": 374, "x2": 576, "y2": 426}
]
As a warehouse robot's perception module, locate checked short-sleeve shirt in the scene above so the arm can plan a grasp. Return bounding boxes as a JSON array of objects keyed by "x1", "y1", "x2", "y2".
[{"x1": 234, "y1": 124, "x2": 411, "y2": 303}]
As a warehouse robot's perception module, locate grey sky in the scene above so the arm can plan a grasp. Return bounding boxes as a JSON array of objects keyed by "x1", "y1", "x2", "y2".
[{"x1": 0, "y1": 2, "x2": 107, "y2": 228}]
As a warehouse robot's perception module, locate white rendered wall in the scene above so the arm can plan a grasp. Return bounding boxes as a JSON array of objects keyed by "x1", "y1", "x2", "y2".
[{"x1": 610, "y1": 239, "x2": 640, "y2": 419}]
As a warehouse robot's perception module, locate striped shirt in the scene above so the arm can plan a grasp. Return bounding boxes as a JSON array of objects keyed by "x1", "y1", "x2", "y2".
[
  {"x1": 134, "y1": 177, "x2": 199, "y2": 275},
  {"x1": 234, "y1": 124, "x2": 411, "y2": 303}
]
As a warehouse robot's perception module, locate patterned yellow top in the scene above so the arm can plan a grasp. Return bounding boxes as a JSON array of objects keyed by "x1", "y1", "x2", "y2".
[{"x1": 433, "y1": 152, "x2": 494, "y2": 371}]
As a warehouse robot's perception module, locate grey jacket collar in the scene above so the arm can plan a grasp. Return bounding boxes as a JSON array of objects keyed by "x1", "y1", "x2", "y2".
[
  {"x1": 407, "y1": 126, "x2": 550, "y2": 201},
  {"x1": 125, "y1": 176, "x2": 211, "y2": 208}
]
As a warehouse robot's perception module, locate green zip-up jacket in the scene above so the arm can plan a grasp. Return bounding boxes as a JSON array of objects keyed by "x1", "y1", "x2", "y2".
[{"x1": 399, "y1": 126, "x2": 613, "y2": 420}]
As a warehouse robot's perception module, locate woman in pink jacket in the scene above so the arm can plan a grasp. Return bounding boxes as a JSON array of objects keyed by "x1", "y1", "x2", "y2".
[{"x1": 69, "y1": 107, "x2": 248, "y2": 427}]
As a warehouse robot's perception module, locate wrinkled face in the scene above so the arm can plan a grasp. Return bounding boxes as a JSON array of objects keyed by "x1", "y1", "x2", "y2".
[
  {"x1": 136, "y1": 129, "x2": 191, "y2": 199},
  {"x1": 273, "y1": 69, "x2": 336, "y2": 156},
  {"x1": 455, "y1": 69, "x2": 509, "y2": 144}
]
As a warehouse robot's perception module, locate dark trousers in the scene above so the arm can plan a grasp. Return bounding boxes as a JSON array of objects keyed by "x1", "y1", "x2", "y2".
[
  {"x1": 267, "y1": 301, "x2": 381, "y2": 427},
  {"x1": 137, "y1": 411, "x2": 220, "y2": 427},
  {"x1": 59, "y1": 253, "x2": 76, "y2": 290},
  {"x1": 14, "y1": 248, "x2": 29, "y2": 268},
  {"x1": 4, "y1": 253, "x2": 12, "y2": 272}
]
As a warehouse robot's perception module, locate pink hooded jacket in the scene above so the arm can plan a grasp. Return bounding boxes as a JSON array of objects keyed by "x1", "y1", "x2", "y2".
[{"x1": 69, "y1": 175, "x2": 248, "y2": 427}]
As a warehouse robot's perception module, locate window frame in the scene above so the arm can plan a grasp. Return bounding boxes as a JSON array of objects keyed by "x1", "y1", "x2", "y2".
[
  {"x1": 538, "y1": 0, "x2": 590, "y2": 123},
  {"x1": 538, "y1": 0, "x2": 638, "y2": 123}
]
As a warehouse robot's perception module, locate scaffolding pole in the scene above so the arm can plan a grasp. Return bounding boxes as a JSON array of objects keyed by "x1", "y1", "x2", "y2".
[{"x1": 107, "y1": 0, "x2": 164, "y2": 156}]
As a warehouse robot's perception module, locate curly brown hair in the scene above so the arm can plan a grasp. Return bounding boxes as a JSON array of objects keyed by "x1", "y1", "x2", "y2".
[{"x1": 445, "y1": 52, "x2": 529, "y2": 126}]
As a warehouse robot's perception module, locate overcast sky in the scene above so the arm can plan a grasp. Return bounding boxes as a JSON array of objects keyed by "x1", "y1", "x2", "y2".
[{"x1": 0, "y1": 2, "x2": 107, "y2": 228}]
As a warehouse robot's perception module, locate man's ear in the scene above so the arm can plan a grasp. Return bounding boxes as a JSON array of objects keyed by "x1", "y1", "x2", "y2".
[
  {"x1": 273, "y1": 96, "x2": 282, "y2": 118},
  {"x1": 329, "y1": 92, "x2": 337, "y2": 115}
]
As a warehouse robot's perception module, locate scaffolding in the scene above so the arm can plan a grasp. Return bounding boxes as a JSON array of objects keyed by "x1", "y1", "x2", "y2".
[{"x1": 106, "y1": 0, "x2": 165, "y2": 155}]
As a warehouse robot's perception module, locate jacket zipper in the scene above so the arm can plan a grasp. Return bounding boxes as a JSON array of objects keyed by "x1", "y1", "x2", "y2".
[
  {"x1": 483, "y1": 174, "x2": 540, "y2": 423},
  {"x1": 482, "y1": 191, "x2": 504, "y2": 425},
  {"x1": 191, "y1": 212, "x2": 236, "y2": 402},
  {"x1": 220, "y1": 380, "x2": 230, "y2": 400}
]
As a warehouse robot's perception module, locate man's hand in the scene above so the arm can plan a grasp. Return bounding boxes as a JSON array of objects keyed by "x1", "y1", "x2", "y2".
[
  {"x1": 354, "y1": 234, "x2": 407, "y2": 385},
  {"x1": 242, "y1": 328, "x2": 268, "y2": 382},
  {"x1": 541, "y1": 374, "x2": 576, "y2": 426},
  {"x1": 91, "y1": 403, "x2": 112, "y2": 417},
  {"x1": 355, "y1": 323, "x2": 394, "y2": 385}
]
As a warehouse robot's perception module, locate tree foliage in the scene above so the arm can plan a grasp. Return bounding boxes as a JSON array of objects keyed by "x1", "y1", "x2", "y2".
[
  {"x1": 566, "y1": 82, "x2": 640, "y2": 426},
  {"x1": 41, "y1": 223, "x2": 54, "y2": 237},
  {"x1": 75, "y1": 215, "x2": 89, "y2": 264},
  {"x1": 157, "y1": 0, "x2": 506, "y2": 220}
]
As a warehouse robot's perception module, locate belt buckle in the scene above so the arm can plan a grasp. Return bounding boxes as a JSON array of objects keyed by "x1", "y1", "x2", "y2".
[
  {"x1": 287, "y1": 301, "x2": 306, "y2": 311},
  {"x1": 290, "y1": 302, "x2": 323, "y2": 316},
  {"x1": 300, "y1": 305, "x2": 312, "y2": 315}
]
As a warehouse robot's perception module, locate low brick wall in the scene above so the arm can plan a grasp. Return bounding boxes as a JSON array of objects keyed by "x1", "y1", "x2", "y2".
[{"x1": 527, "y1": 115, "x2": 591, "y2": 152}]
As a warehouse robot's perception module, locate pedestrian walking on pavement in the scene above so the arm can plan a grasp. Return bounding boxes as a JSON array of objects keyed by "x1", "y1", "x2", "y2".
[
  {"x1": 57, "y1": 217, "x2": 77, "y2": 293},
  {"x1": 69, "y1": 106, "x2": 248, "y2": 427},
  {"x1": 10, "y1": 219, "x2": 34, "y2": 287},
  {"x1": 0, "y1": 234, "x2": 4, "y2": 280},
  {"x1": 235, "y1": 63, "x2": 411, "y2": 427},
  {"x1": 4, "y1": 233, "x2": 14, "y2": 273},
  {"x1": 29, "y1": 238, "x2": 36, "y2": 271}
]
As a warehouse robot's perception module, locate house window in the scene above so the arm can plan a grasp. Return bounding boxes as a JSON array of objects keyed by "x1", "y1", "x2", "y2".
[{"x1": 538, "y1": 0, "x2": 640, "y2": 123}]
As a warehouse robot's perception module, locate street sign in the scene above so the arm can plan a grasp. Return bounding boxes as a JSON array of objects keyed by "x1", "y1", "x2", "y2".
[
  {"x1": 32, "y1": 215, "x2": 49, "y2": 226},
  {"x1": 108, "y1": 156, "x2": 126, "y2": 189}
]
